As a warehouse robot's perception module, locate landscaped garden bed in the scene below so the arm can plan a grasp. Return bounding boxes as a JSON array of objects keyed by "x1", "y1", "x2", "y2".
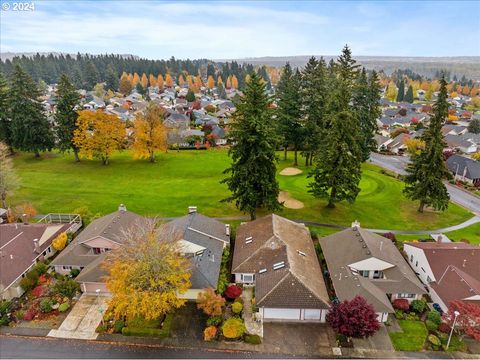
[{"x1": 1, "y1": 261, "x2": 80, "y2": 330}]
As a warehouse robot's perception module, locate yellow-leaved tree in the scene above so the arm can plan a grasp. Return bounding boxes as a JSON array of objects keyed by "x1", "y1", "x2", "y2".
[
  {"x1": 207, "y1": 75, "x2": 215, "y2": 89},
  {"x1": 52, "y1": 232, "x2": 68, "y2": 251},
  {"x1": 405, "y1": 138, "x2": 425, "y2": 156},
  {"x1": 231, "y1": 75, "x2": 238, "y2": 89},
  {"x1": 141, "y1": 73, "x2": 148, "y2": 88},
  {"x1": 149, "y1": 74, "x2": 157, "y2": 88},
  {"x1": 104, "y1": 219, "x2": 191, "y2": 321},
  {"x1": 157, "y1": 74, "x2": 164, "y2": 91},
  {"x1": 73, "y1": 110, "x2": 126, "y2": 165},
  {"x1": 386, "y1": 81, "x2": 397, "y2": 102},
  {"x1": 132, "y1": 102, "x2": 167, "y2": 162},
  {"x1": 165, "y1": 73, "x2": 174, "y2": 88}
]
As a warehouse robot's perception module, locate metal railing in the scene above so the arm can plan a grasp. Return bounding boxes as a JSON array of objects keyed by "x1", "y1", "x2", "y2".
[{"x1": 37, "y1": 213, "x2": 82, "y2": 233}]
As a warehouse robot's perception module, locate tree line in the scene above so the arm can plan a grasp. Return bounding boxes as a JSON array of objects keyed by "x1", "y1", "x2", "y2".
[{"x1": 222, "y1": 45, "x2": 450, "y2": 219}]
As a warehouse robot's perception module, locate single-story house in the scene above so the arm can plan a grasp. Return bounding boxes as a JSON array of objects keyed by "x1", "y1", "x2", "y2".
[
  {"x1": 374, "y1": 134, "x2": 392, "y2": 151},
  {"x1": 232, "y1": 214, "x2": 330, "y2": 322},
  {"x1": 388, "y1": 133, "x2": 411, "y2": 154},
  {"x1": 403, "y1": 241, "x2": 479, "y2": 312},
  {"x1": 320, "y1": 222, "x2": 426, "y2": 322},
  {"x1": 444, "y1": 134, "x2": 477, "y2": 154},
  {"x1": 1, "y1": 222, "x2": 73, "y2": 300},
  {"x1": 446, "y1": 155, "x2": 480, "y2": 186}
]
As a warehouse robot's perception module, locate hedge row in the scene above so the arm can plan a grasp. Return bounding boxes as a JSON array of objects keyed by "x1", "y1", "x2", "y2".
[{"x1": 121, "y1": 313, "x2": 173, "y2": 338}]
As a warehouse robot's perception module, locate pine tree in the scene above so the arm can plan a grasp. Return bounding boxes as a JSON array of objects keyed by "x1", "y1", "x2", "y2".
[
  {"x1": 403, "y1": 78, "x2": 450, "y2": 213},
  {"x1": 335, "y1": 45, "x2": 360, "y2": 111},
  {"x1": 84, "y1": 60, "x2": 99, "y2": 90},
  {"x1": 276, "y1": 63, "x2": 304, "y2": 165},
  {"x1": 396, "y1": 79, "x2": 405, "y2": 102},
  {"x1": 9, "y1": 65, "x2": 53, "y2": 157},
  {"x1": 217, "y1": 83, "x2": 227, "y2": 99},
  {"x1": 354, "y1": 69, "x2": 381, "y2": 161},
  {"x1": 300, "y1": 57, "x2": 328, "y2": 166},
  {"x1": 0, "y1": 72, "x2": 12, "y2": 151},
  {"x1": 221, "y1": 73, "x2": 281, "y2": 220},
  {"x1": 308, "y1": 110, "x2": 362, "y2": 208},
  {"x1": 55, "y1": 74, "x2": 81, "y2": 161},
  {"x1": 105, "y1": 65, "x2": 119, "y2": 92},
  {"x1": 186, "y1": 89, "x2": 195, "y2": 102},
  {"x1": 404, "y1": 85, "x2": 414, "y2": 103}
]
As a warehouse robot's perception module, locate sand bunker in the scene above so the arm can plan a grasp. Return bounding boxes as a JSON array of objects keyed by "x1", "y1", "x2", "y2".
[
  {"x1": 278, "y1": 191, "x2": 305, "y2": 209},
  {"x1": 279, "y1": 167, "x2": 303, "y2": 176}
]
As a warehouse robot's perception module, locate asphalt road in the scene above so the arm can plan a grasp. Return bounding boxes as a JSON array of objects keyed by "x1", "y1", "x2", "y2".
[
  {"x1": 0, "y1": 335, "x2": 284, "y2": 359},
  {"x1": 370, "y1": 153, "x2": 480, "y2": 215}
]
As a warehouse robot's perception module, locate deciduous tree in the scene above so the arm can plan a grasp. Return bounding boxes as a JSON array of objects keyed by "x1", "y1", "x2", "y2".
[
  {"x1": 119, "y1": 74, "x2": 133, "y2": 95},
  {"x1": 73, "y1": 110, "x2": 126, "y2": 165},
  {"x1": 221, "y1": 73, "x2": 281, "y2": 220},
  {"x1": 157, "y1": 74, "x2": 164, "y2": 91},
  {"x1": 165, "y1": 73, "x2": 174, "y2": 88},
  {"x1": 207, "y1": 75, "x2": 215, "y2": 89},
  {"x1": 105, "y1": 219, "x2": 191, "y2": 321},
  {"x1": 404, "y1": 78, "x2": 450, "y2": 212},
  {"x1": 132, "y1": 103, "x2": 167, "y2": 162},
  {"x1": 326, "y1": 296, "x2": 380, "y2": 339},
  {"x1": 443, "y1": 301, "x2": 480, "y2": 341},
  {"x1": 196, "y1": 288, "x2": 225, "y2": 316}
]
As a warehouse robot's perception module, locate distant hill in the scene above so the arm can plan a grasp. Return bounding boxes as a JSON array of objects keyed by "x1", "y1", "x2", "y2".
[
  {"x1": 0, "y1": 52, "x2": 139, "y2": 61},
  {"x1": 218, "y1": 55, "x2": 480, "y2": 80}
]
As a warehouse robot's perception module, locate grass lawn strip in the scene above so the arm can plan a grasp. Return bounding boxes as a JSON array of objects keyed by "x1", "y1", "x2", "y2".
[{"x1": 389, "y1": 320, "x2": 428, "y2": 351}]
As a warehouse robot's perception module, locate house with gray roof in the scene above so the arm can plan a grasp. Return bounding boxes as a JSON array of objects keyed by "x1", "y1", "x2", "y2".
[
  {"x1": 320, "y1": 223, "x2": 426, "y2": 322},
  {"x1": 446, "y1": 154, "x2": 480, "y2": 186},
  {"x1": 444, "y1": 134, "x2": 477, "y2": 154},
  {"x1": 232, "y1": 214, "x2": 330, "y2": 322}
]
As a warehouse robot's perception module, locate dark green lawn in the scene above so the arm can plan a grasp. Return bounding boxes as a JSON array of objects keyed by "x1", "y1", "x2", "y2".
[
  {"x1": 11, "y1": 149, "x2": 473, "y2": 232},
  {"x1": 389, "y1": 320, "x2": 428, "y2": 351}
]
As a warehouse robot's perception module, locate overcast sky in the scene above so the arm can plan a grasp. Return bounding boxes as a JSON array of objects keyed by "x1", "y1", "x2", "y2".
[{"x1": 1, "y1": 0, "x2": 479, "y2": 59}]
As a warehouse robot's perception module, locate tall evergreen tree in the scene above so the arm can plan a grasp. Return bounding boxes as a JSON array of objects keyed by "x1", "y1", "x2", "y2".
[
  {"x1": 217, "y1": 83, "x2": 227, "y2": 99},
  {"x1": 404, "y1": 85, "x2": 414, "y2": 103},
  {"x1": 105, "y1": 65, "x2": 119, "y2": 92},
  {"x1": 55, "y1": 74, "x2": 81, "y2": 161},
  {"x1": 403, "y1": 78, "x2": 450, "y2": 212},
  {"x1": 9, "y1": 65, "x2": 53, "y2": 157},
  {"x1": 300, "y1": 57, "x2": 327, "y2": 166},
  {"x1": 334, "y1": 45, "x2": 360, "y2": 111},
  {"x1": 221, "y1": 73, "x2": 281, "y2": 220},
  {"x1": 354, "y1": 69, "x2": 381, "y2": 161},
  {"x1": 84, "y1": 60, "x2": 99, "y2": 89},
  {"x1": 186, "y1": 89, "x2": 196, "y2": 102},
  {"x1": 276, "y1": 64, "x2": 304, "y2": 165},
  {"x1": 396, "y1": 79, "x2": 405, "y2": 102},
  {"x1": 0, "y1": 72, "x2": 12, "y2": 151}
]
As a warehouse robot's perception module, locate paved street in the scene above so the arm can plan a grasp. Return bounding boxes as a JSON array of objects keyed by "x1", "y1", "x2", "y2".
[
  {"x1": 0, "y1": 335, "x2": 283, "y2": 359},
  {"x1": 370, "y1": 153, "x2": 480, "y2": 215}
]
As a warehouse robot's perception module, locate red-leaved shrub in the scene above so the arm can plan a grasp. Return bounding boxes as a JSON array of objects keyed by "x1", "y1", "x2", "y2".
[
  {"x1": 438, "y1": 323, "x2": 451, "y2": 333},
  {"x1": 31, "y1": 285, "x2": 44, "y2": 298},
  {"x1": 23, "y1": 308, "x2": 38, "y2": 321},
  {"x1": 38, "y1": 275, "x2": 48, "y2": 285},
  {"x1": 393, "y1": 299, "x2": 409, "y2": 311},
  {"x1": 224, "y1": 284, "x2": 242, "y2": 299}
]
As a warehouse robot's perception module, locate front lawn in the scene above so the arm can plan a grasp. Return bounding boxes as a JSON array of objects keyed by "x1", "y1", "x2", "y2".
[
  {"x1": 11, "y1": 149, "x2": 472, "y2": 232},
  {"x1": 389, "y1": 320, "x2": 428, "y2": 351}
]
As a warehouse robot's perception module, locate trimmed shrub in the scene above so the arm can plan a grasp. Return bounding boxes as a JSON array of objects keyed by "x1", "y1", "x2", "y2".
[
  {"x1": 0, "y1": 316, "x2": 9, "y2": 326},
  {"x1": 23, "y1": 308, "x2": 37, "y2": 321},
  {"x1": 410, "y1": 299, "x2": 427, "y2": 314},
  {"x1": 54, "y1": 278, "x2": 80, "y2": 298},
  {"x1": 203, "y1": 326, "x2": 217, "y2": 341},
  {"x1": 428, "y1": 334, "x2": 441, "y2": 346},
  {"x1": 427, "y1": 310, "x2": 442, "y2": 325},
  {"x1": 232, "y1": 301, "x2": 243, "y2": 314},
  {"x1": 0, "y1": 300, "x2": 12, "y2": 316},
  {"x1": 206, "y1": 316, "x2": 223, "y2": 327},
  {"x1": 34, "y1": 262, "x2": 48, "y2": 276},
  {"x1": 114, "y1": 320, "x2": 125, "y2": 333},
  {"x1": 426, "y1": 320, "x2": 439, "y2": 332},
  {"x1": 438, "y1": 323, "x2": 451, "y2": 334},
  {"x1": 31, "y1": 285, "x2": 45, "y2": 298},
  {"x1": 58, "y1": 302, "x2": 70, "y2": 312},
  {"x1": 392, "y1": 299, "x2": 409, "y2": 311},
  {"x1": 20, "y1": 271, "x2": 39, "y2": 292},
  {"x1": 394, "y1": 310, "x2": 405, "y2": 320},
  {"x1": 244, "y1": 334, "x2": 262, "y2": 345},
  {"x1": 221, "y1": 318, "x2": 246, "y2": 339},
  {"x1": 40, "y1": 299, "x2": 53, "y2": 313},
  {"x1": 96, "y1": 324, "x2": 108, "y2": 333},
  {"x1": 405, "y1": 312, "x2": 419, "y2": 321},
  {"x1": 224, "y1": 284, "x2": 242, "y2": 300},
  {"x1": 69, "y1": 269, "x2": 80, "y2": 278}
]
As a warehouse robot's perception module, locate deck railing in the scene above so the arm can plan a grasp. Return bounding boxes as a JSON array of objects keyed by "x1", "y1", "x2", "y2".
[{"x1": 37, "y1": 213, "x2": 82, "y2": 233}]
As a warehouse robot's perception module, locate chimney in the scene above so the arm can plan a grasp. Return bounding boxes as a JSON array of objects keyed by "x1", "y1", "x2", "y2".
[
  {"x1": 225, "y1": 224, "x2": 230, "y2": 236},
  {"x1": 351, "y1": 220, "x2": 361, "y2": 229},
  {"x1": 118, "y1": 204, "x2": 127, "y2": 212},
  {"x1": 33, "y1": 238, "x2": 41, "y2": 254},
  {"x1": 437, "y1": 234, "x2": 443, "y2": 243},
  {"x1": 463, "y1": 259, "x2": 467, "y2": 267},
  {"x1": 188, "y1": 206, "x2": 197, "y2": 214}
]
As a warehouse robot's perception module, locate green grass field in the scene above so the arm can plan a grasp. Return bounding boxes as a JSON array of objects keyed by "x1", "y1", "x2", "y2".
[
  {"x1": 11, "y1": 149, "x2": 474, "y2": 234},
  {"x1": 389, "y1": 320, "x2": 427, "y2": 351}
]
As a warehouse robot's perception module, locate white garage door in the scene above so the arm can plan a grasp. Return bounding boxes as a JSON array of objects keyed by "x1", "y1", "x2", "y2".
[
  {"x1": 264, "y1": 308, "x2": 300, "y2": 320},
  {"x1": 304, "y1": 309, "x2": 321, "y2": 320}
]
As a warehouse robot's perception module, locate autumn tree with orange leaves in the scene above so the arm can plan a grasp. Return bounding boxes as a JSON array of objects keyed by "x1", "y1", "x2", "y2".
[
  {"x1": 141, "y1": 73, "x2": 148, "y2": 88},
  {"x1": 73, "y1": 110, "x2": 126, "y2": 165},
  {"x1": 104, "y1": 219, "x2": 191, "y2": 321},
  {"x1": 132, "y1": 103, "x2": 167, "y2": 162},
  {"x1": 165, "y1": 73, "x2": 174, "y2": 88},
  {"x1": 207, "y1": 75, "x2": 215, "y2": 89},
  {"x1": 157, "y1": 74, "x2": 164, "y2": 91}
]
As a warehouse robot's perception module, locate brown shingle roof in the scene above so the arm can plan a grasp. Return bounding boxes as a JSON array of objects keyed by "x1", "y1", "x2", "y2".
[
  {"x1": 1, "y1": 223, "x2": 70, "y2": 290},
  {"x1": 232, "y1": 214, "x2": 329, "y2": 309}
]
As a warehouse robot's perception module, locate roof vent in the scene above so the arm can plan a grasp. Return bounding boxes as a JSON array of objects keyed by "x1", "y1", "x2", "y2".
[
  {"x1": 366, "y1": 250, "x2": 371, "y2": 255},
  {"x1": 297, "y1": 250, "x2": 306, "y2": 257},
  {"x1": 188, "y1": 206, "x2": 197, "y2": 214},
  {"x1": 273, "y1": 261, "x2": 285, "y2": 270},
  {"x1": 259, "y1": 268, "x2": 267, "y2": 274},
  {"x1": 352, "y1": 220, "x2": 361, "y2": 229},
  {"x1": 362, "y1": 244, "x2": 367, "y2": 248},
  {"x1": 245, "y1": 236, "x2": 253, "y2": 244},
  {"x1": 118, "y1": 204, "x2": 127, "y2": 212}
]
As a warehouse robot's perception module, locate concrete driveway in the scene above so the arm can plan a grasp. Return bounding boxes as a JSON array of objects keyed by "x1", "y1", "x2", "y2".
[{"x1": 48, "y1": 294, "x2": 109, "y2": 340}]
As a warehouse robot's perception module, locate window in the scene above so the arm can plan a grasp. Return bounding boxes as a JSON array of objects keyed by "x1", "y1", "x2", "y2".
[
  {"x1": 62, "y1": 266, "x2": 73, "y2": 270},
  {"x1": 48, "y1": 247, "x2": 52, "y2": 253},
  {"x1": 427, "y1": 276, "x2": 432, "y2": 283},
  {"x1": 359, "y1": 270, "x2": 370, "y2": 278},
  {"x1": 93, "y1": 247, "x2": 102, "y2": 254},
  {"x1": 415, "y1": 261, "x2": 418, "y2": 267},
  {"x1": 421, "y1": 267, "x2": 426, "y2": 273},
  {"x1": 373, "y1": 270, "x2": 384, "y2": 279},
  {"x1": 398, "y1": 293, "x2": 416, "y2": 299},
  {"x1": 410, "y1": 255, "x2": 413, "y2": 263},
  {"x1": 242, "y1": 274, "x2": 254, "y2": 283},
  {"x1": 42, "y1": 250, "x2": 47, "y2": 256}
]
